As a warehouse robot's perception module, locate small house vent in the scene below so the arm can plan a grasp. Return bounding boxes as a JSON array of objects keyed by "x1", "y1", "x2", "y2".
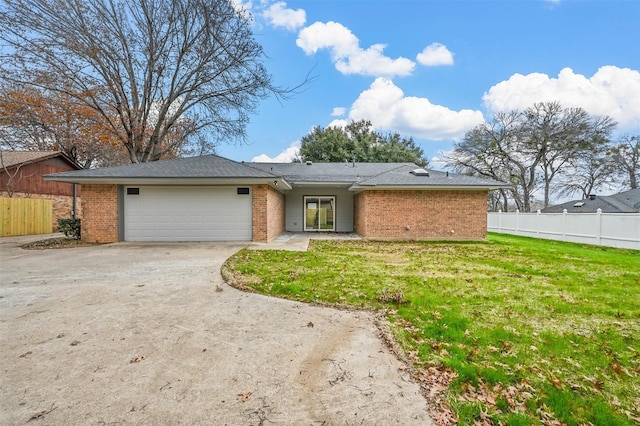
[
  {"x1": 573, "y1": 202, "x2": 585, "y2": 207},
  {"x1": 410, "y1": 168, "x2": 429, "y2": 177}
]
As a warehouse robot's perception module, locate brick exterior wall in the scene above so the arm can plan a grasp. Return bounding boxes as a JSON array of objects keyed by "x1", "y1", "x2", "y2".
[
  {"x1": 266, "y1": 185, "x2": 286, "y2": 241},
  {"x1": 354, "y1": 189, "x2": 488, "y2": 240},
  {"x1": 1, "y1": 191, "x2": 82, "y2": 231},
  {"x1": 252, "y1": 184, "x2": 285, "y2": 242},
  {"x1": 81, "y1": 184, "x2": 119, "y2": 243}
]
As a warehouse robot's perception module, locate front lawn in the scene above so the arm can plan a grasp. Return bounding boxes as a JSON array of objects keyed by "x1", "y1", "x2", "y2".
[{"x1": 223, "y1": 234, "x2": 640, "y2": 425}]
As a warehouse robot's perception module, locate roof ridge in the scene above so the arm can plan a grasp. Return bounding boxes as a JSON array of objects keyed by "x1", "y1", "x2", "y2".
[
  {"x1": 240, "y1": 160, "x2": 281, "y2": 177},
  {"x1": 355, "y1": 163, "x2": 419, "y2": 185},
  {"x1": 599, "y1": 195, "x2": 635, "y2": 212},
  {"x1": 0, "y1": 150, "x2": 81, "y2": 169}
]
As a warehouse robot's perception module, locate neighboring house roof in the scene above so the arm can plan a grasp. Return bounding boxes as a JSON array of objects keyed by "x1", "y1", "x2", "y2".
[
  {"x1": 0, "y1": 150, "x2": 81, "y2": 170},
  {"x1": 45, "y1": 154, "x2": 509, "y2": 190},
  {"x1": 541, "y1": 189, "x2": 640, "y2": 213},
  {"x1": 609, "y1": 188, "x2": 640, "y2": 210}
]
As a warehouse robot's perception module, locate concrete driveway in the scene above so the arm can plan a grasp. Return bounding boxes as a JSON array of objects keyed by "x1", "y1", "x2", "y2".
[{"x1": 0, "y1": 235, "x2": 432, "y2": 425}]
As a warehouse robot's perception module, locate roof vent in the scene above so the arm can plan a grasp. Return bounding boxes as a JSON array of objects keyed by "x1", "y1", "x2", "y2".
[
  {"x1": 410, "y1": 168, "x2": 429, "y2": 177},
  {"x1": 306, "y1": 161, "x2": 313, "y2": 165},
  {"x1": 588, "y1": 194, "x2": 596, "y2": 200},
  {"x1": 574, "y1": 202, "x2": 585, "y2": 207}
]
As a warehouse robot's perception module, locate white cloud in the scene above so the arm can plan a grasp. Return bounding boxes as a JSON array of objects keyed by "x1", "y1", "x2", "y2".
[
  {"x1": 331, "y1": 107, "x2": 346, "y2": 117},
  {"x1": 346, "y1": 78, "x2": 485, "y2": 140},
  {"x1": 296, "y1": 21, "x2": 415, "y2": 78},
  {"x1": 262, "y1": 1, "x2": 306, "y2": 31},
  {"x1": 252, "y1": 141, "x2": 300, "y2": 162},
  {"x1": 416, "y1": 43, "x2": 454, "y2": 67},
  {"x1": 326, "y1": 118, "x2": 348, "y2": 129},
  {"x1": 483, "y1": 66, "x2": 640, "y2": 131},
  {"x1": 430, "y1": 152, "x2": 453, "y2": 171}
]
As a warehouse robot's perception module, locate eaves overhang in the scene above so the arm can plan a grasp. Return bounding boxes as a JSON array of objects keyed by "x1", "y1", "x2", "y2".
[
  {"x1": 288, "y1": 181, "x2": 353, "y2": 187},
  {"x1": 348, "y1": 183, "x2": 512, "y2": 192},
  {"x1": 43, "y1": 175, "x2": 293, "y2": 190}
]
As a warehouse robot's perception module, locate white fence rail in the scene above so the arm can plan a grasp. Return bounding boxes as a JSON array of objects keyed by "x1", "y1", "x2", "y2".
[{"x1": 488, "y1": 210, "x2": 640, "y2": 250}]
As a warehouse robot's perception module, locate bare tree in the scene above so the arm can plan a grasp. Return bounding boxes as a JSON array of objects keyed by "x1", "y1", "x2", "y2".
[
  {"x1": 0, "y1": 150, "x2": 35, "y2": 197},
  {"x1": 608, "y1": 134, "x2": 639, "y2": 189},
  {"x1": 446, "y1": 111, "x2": 539, "y2": 212},
  {"x1": 553, "y1": 141, "x2": 616, "y2": 199},
  {"x1": 448, "y1": 102, "x2": 617, "y2": 211},
  {"x1": 0, "y1": 0, "x2": 288, "y2": 163},
  {"x1": 522, "y1": 102, "x2": 616, "y2": 207}
]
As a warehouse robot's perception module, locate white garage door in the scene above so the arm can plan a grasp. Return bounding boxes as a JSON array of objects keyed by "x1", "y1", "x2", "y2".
[{"x1": 124, "y1": 186, "x2": 252, "y2": 241}]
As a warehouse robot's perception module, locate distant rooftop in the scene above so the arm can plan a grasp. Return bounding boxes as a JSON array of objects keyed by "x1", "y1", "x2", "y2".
[
  {"x1": 0, "y1": 151, "x2": 80, "y2": 169},
  {"x1": 541, "y1": 189, "x2": 640, "y2": 213}
]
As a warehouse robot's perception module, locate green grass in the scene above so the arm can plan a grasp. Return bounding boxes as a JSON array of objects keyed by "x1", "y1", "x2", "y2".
[{"x1": 224, "y1": 234, "x2": 640, "y2": 425}]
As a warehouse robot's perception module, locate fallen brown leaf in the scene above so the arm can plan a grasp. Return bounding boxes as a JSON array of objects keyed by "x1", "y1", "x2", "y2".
[{"x1": 238, "y1": 391, "x2": 252, "y2": 402}]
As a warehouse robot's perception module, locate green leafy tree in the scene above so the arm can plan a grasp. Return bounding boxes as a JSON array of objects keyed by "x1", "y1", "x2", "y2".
[{"x1": 297, "y1": 120, "x2": 428, "y2": 166}]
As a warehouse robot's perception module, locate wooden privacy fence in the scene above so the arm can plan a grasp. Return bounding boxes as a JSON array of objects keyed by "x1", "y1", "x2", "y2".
[
  {"x1": 488, "y1": 210, "x2": 640, "y2": 250},
  {"x1": 0, "y1": 197, "x2": 53, "y2": 237}
]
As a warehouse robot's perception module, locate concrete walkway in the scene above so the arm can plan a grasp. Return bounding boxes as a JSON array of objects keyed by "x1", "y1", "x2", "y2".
[{"x1": 248, "y1": 232, "x2": 362, "y2": 251}]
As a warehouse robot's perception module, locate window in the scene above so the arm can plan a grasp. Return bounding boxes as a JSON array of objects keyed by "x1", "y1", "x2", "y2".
[
  {"x1": 237, "y1": 187, "x2": 250, "y2": 195},
  {"x1": 304, "y1": 196, "x2": 335, "y2": 231},
  {"x1": 127, "y1": 187, "x2": 140, "y2": 195}
]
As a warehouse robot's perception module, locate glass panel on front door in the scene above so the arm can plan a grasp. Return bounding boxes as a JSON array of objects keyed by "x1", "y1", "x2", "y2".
[{"x1": 304, "y1": 196, "x2": 335, "y2": 231}]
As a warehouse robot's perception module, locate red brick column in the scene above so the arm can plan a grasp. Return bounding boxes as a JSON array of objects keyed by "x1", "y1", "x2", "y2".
[
  {"x1": 81, "y1": 184, "x2": 119, "y2": 243},
  {"x1": 252, "y1": 184, "x2": 285, "y2": 242},
  {"x1": 266, "y1": 186, "x2": 285, "y2": 241},
  {"x1": 252, "y1": 185, "x2": 267, "y2": 242}
]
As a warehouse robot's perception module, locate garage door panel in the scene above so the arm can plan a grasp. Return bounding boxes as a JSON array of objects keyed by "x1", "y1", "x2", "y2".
[{"x1": 124, "y1": 186, "x2": 252, "y2": 241}]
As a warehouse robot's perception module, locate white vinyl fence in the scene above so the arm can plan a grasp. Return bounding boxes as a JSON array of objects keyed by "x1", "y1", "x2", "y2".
[{"x1": 488, "y1": 210, "x2": 640, "y2": 250}]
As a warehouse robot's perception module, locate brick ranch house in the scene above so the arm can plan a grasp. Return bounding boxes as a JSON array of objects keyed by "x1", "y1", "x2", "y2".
[
  {"x1": 1, "y1": 151, "x2": 82, "y2": 229},
  {"x1": 45, "y1": 154, "x2": 508, "y2": 243}
]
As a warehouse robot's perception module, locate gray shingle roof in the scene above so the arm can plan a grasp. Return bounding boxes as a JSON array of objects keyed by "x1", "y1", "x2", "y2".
[
  {"x1": 45, "y1": 154, "x2": 509, "y2": 190},
  {"x1": 352, "y1": 164, "x2": 508, "y2": 188},
  {"x1": 47, "y1": 155, "x2": 277, "y2": 181},
  {"x1": 248, "y1": 161, "x2": 412, "y2": 183},
  {"x1": 610, "y1": 188, "x2": 640, "y2": 210},
  {"x1": 541, "y1": 189, "x2": 640, "y2": 213}
]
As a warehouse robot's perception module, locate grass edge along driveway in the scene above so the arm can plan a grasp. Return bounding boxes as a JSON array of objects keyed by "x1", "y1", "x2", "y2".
[{"x1": 223, "y1": 234, "x2": 639, "y2": 426}]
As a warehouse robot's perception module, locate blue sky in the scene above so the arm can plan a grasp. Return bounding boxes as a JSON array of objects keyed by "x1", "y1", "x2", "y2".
[{"x1": 217, "y1": 0, "x2": 640, "y2": 167}]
